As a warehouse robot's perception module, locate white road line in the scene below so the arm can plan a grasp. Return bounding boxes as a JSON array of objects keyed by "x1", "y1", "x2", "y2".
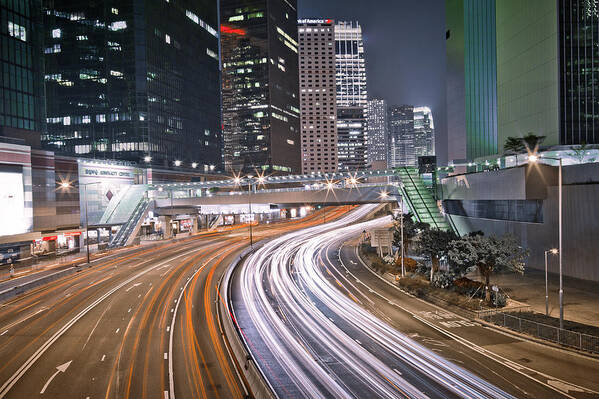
[
  {"x1": 0, "y1": 307, "x2": 48, "y2": 332},
  {"x1": 101, "y1": 355, "x2": 106, "y2": 362},
  {"x1": 115, "y1": 328, "x2": 120, "y2": 334},
  {"x1": 168, "y1": 247, "x2": 234, "y2": 399},
  {"x1": 0, "y1": 249, "x2": 199, "y2": 399},
  {"x1": 0, "y1": 331, "x2": 7, "y2": 336},
  {"x1": 164, "y1": 352, "x2": 168, "y2": 360},
  {"x1": 164, "y1": 391, "x2": 169, "y2": 399}
]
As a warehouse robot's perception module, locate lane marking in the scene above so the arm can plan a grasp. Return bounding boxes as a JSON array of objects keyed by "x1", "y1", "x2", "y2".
[
  {"x1": 0, "y1": 249, "x2": 200, "y2": 398},
  {"x1": 164, "y1": 352, "x2": 168, "y2": 360},
  {"x1": 39, "y1": 361, "x2": 71, "y2": 394},
  {"x1": 115, "y1": 328, "x2": 120, "y2": 334},
  {"x1": 101, "y1": 355, "x2": 106, "y2": 362},
  {"x1": 125, "y1": 282, "x2": 142, "y2": 292},
  {"x1": 0, "y1": 307, "x2": 48, "y2": 332}
]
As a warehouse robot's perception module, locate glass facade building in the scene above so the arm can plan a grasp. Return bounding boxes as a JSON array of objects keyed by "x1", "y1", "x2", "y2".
[
  {"x1": 445, "y1": 0, "x2": 497, "y2": 162},
  {"x1": 388, "y1": 105, "x2": 435, "y2": 167},
  {"x1": 42, "y1": 0, "x2": 221, "y2": 170},
  {"x1": 335, "y1": 20, "x2": 367, "y2": 171},
  {"x1": 366, "y1": 98, "x2": 388, "y2": 167},
  {"x1": 1, "y1": 0, "x2": 45, "y2": 136},
  {"x1": 220, "y1": 0, "x2": 301, "y2": 174},
  {"x1": 559, "y1": 0, "x2": 599, "y2": 145}
]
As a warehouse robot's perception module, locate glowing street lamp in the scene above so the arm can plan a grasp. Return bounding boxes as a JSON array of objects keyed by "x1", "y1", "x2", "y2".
[
  {"x1": 174, "y1": 160, "x2": 182, "y2": 167},
  {"x1": 144, "y1": 155, "x2": 152, "y2": 163},
  {"x1": 191, "y1": 162, "x2": 198, "y2": 169}
]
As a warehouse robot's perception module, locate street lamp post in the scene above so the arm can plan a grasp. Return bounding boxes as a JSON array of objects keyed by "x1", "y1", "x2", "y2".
[
  {"x1": 529, "y1": 154, "x2": 564, "y2": 328},
  {"x1": 544, "y1": 248, "x2": 559, "y2": 316},
  {"x1": 75, "y1": 181, "x2": 102, "y2": 265}
]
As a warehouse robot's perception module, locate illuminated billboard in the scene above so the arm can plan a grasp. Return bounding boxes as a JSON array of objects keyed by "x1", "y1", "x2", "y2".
[{"x1": 0, "y1": 171, "x2": 29, "y2": 236}]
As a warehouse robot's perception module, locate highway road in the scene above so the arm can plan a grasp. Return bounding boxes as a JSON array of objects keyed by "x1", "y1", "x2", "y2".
[
  {"x1": 231, "y1": 206, "x2": 599, "y2": 399},
  {"x1": 0, "y1": 207, "x2": 351, "y2": 399}
]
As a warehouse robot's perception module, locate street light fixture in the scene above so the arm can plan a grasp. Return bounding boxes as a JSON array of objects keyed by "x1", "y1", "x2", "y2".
[
  {"x1": 144, "y1": 155, "x2": 152, "y2": 163},
  {"x1": 544, "y1": 248, "x2": 559, "y2": 316},
  {"x1": 529, "y1": 153, "x2": 564, "y2": 329},
  {"x1": 174, "y1": 160, "x2": 182, "y2": 167},
  {"x1": 191, "y1": 162, "x2": 198, "y2": 169}
]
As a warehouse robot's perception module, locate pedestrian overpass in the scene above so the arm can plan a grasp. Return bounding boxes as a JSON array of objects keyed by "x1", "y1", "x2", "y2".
[{"x1": 99, "y1": 167, "x2": 454, "y2": 247}]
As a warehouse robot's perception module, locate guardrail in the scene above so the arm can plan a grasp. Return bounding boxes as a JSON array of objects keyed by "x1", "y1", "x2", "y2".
[
  {"x1": 482, "y1": 312, "x2": 599, "y2": 354},
  {"x1": 217, "y1": 243, "x2": 276, "y2": 399}
]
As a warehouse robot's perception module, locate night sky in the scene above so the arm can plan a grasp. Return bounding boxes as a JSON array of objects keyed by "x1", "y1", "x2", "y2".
[{"x1": 298, "y1": 0, "x2": 448, "y2": 162}]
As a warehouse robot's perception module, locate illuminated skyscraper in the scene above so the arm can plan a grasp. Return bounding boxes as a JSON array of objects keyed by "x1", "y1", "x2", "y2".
[
  {"x1": 388, "y1": 105, "x2": 435, "y2": 167},
  {"x1": 366, "y1": 99, "x2": 388, "y2": 168},
  {"x1": 42, "y1": 0, "x2": 221, "y2": 170},
  {"x1": 221, "y1": 0, "x2": 301, "y2": 174},
  {"x1": 298, "y1": 19, "x2": 337, "y2": 174},
  {"x1": 335, "y1": 20, "x2": 367, "y2": 171}
]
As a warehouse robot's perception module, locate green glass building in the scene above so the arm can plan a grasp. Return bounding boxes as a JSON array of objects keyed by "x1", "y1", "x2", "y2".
[{"x1": 446, "y1": 0, "x2": 497, "y2": 163}]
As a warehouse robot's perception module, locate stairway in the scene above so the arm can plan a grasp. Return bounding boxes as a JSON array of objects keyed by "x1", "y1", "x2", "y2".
[
  {"x1": 109, "y1": 197, "x2": 152, "y2": 247},
  {"x1": 395, "y1": 167, "x2": 452, "y2": 231}
]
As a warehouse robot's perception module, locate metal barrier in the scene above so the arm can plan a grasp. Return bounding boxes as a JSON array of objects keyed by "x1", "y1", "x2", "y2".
[{"x1": 482, "y1": 312, "x2": 599, "y2": 354}]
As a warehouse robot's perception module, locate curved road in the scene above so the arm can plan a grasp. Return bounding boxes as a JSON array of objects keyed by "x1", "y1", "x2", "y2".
[
  {"x1": 0, "y1": 207, "x2": 349, "y2": 399},
  {"x1": 231, "y1": 206, "x2": 599, "y2": 399}
]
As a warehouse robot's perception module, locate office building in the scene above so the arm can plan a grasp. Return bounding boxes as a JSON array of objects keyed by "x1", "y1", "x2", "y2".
[
  {"x1": 42, "y1": 0, "x2": 221, "y2": 170},
  {"x1": 445, "y1": 0, "x2": 497, "y2": 163},
  {"x1": 1, "y1": 0, "x2": 45, "y2": 142},
  {"x1": 335, "y1": 20, "x2": 367, "y2": 171},
  {"x1": 447, "y1": 0, "x2": 599, "y2": 161},
  {"x1": 388, "y1": 105, "x2": 435, "y2": 167},
  {"x1": 221, "y1": 0, "x2": 301, "y2": 174},
  {"x1": 366, "y1": 99, "x2": 388, "y2": 169},
  {"x1": 298, "y1": 19, "x2": 337, "y2": 174}
]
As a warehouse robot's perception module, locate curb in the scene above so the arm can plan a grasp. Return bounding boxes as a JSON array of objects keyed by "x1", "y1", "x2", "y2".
[
  {"x1": 217, "y1": 241, "x2": 276, "y2": 399},
  {"x1": 357, "y1": 248, "x2": 599, "y2": 360}
]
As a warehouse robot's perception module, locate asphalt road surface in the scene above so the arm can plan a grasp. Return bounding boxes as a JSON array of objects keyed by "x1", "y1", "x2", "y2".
[
  {"x1": 231, "y1": 207, "x2": 599, "y2": 399},
  {"x1": 0, "y1": 207, "x2": 350, "y2": 399}
]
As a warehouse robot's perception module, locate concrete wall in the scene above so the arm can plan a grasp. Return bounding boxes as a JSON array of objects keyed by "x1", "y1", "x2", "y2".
[{"x1": 443, "y1": 164, "x2": 599, "y2": 281}]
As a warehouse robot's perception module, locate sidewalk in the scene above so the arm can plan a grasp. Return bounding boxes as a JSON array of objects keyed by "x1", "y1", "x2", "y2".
[{"x1": 469, "y1": 268, "x2": 599, "y2": 328}]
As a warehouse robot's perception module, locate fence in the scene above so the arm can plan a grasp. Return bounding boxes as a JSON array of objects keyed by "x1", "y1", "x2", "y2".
[{"x1": 482, "y1": 312, "x2": 599, "y2": 354}]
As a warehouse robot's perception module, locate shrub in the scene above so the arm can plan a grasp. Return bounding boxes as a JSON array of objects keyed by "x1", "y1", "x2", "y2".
[
  {"x1": 431, "y1": 271, "x2": 457, "y2": 289},
  {"x1": 398, "y1": 277, "x2": 429, "y2": 297},
  {"x1": 453, "y1": 277, "x2": 484, "y2": 296},
  {"x1": 395, "y1": 256, "x2": 418, "y2": 272},
  {"x1": 490, "y1": 290, "x2": 507, "y2": 307}
]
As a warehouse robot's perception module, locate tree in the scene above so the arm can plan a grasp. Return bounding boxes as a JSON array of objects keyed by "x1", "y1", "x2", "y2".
[
  {"x1": 521, "y1": 132, "x2": 546, "y2": 154},
  {"x1": 504, "y1": 137, "x2": 525, "y2": 165},
  {"x1": 417, "y1": 228, "x2": 458, "y2": 281},
  {"x1": 448, "y1": 234, "x2": 528, "y2": 301},
  {"x1": 392, "y1": 212, "x2": 429, "y2": 255},
  {"x1": 568, "y1": 142, "x2": 598, "y2": 164}
]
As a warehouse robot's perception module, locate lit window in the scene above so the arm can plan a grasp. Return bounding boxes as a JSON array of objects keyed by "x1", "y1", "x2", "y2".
[
  {"x1": 206, "y1": 48, "x2": 218, "y2": 60},
  {"x1": 96, "y1": 114, "x2": 106, "y2": 123},
  {"x1": 165, "y1": 34, "x2": 171, "y2": 44},
  {"x1": 8, "y1": 21, "x2": 27, "y2": 41},
  {"x1": 51, "y1": 28, "x2": 61, "y2": 38},
  {"x1": 76, "y1": 35, "x2": 88, "y2": 41},
  {"x1": 111, "y1": 8, "x2": 119, "y2": 15},
  {"x1": 228, "y1": 15, "x2": 244, "y2": 22},
  {"x1": 109, "y1": 21, "x2": 127, "y2": 31},
  {"x1": 63, "y1": 117, "x2": 71, "y2": 126}
]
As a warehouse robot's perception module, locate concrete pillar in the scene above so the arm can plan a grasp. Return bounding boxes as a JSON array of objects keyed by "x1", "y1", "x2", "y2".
[
  {"x1": 192, "y1": 216, "x2": 199, "y2": 233},
  {"x1": 96, "y1": 229, "x2": 101, "y2": 244},
  {"x1": 159, "y1": 216, "x2": 173, "y2": 239}
]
